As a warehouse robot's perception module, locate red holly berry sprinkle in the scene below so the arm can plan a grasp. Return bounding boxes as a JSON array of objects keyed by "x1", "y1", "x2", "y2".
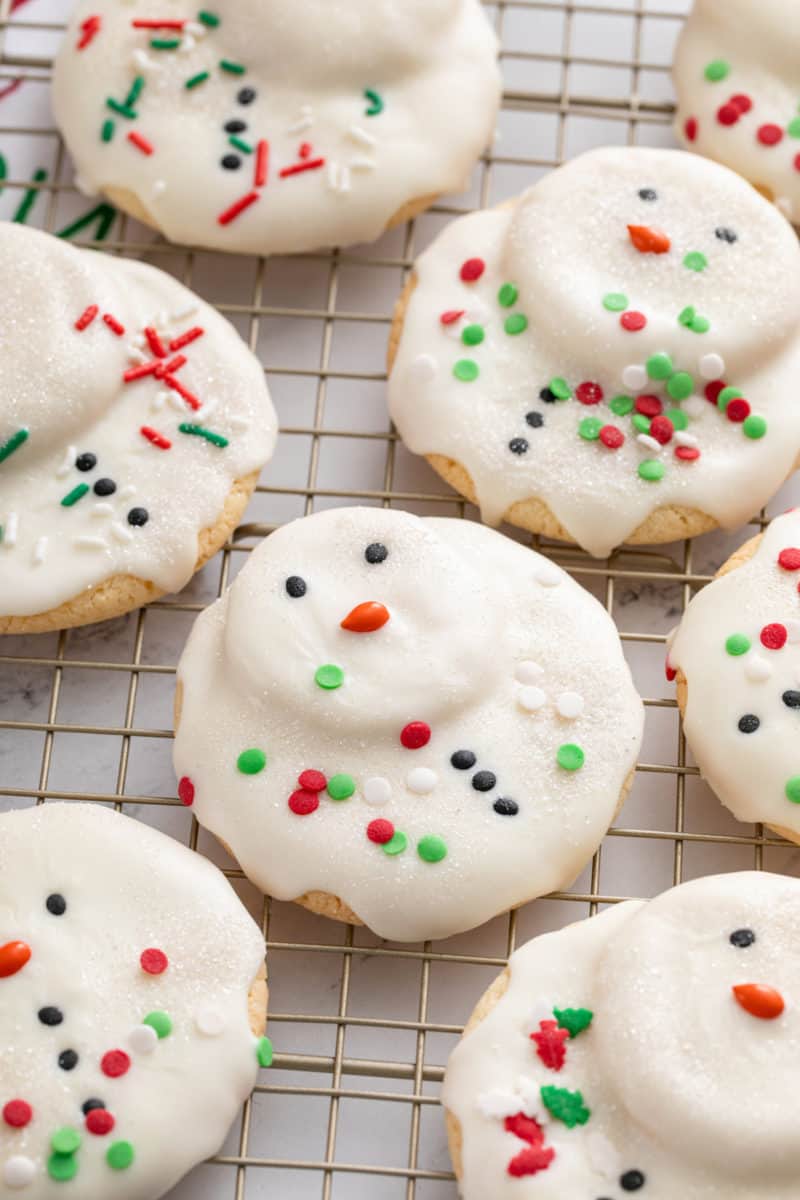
[
  {"x1": 288, "y1": 789, "x2": 319, "y2": 816},
  {"x1": 705, "y1": 380, "x2": 726, "y2": 405},
  {"x1": 675, "y1": 446, "x2": 700, "y2": 461},
  {"x1": 778, "y1": 548, "x2": 800, "y2": 571},
  {"x1": 298, "y1": 770, "x2": 327, "y2": 793},
  {"x1": 635, "y1": 394, "x2": 662, "y2": 417},
  {"x1": 177, "y1": 776, "x2": 194, "y2": 807},
  {"x1": 3, "y1": 1100, "x2": 32, "y2": 1128},
  {"x1": 757, "y1": 124, "x2": 783, "y2": 146},
  {"x1": 730, "y1": 94, "x2": 752, "y2": 114},
  {"x1": 367, "y1": 819, "x2": 395, "y2": 844},
  {"x1": 649, "y1": 415, "x2": 674, "y2": 445},
  {"x1": 795, "y1": 154, "x2": 800, "y2": 173},
  {"x1": 599, "y1": 425, "x2": 624, "y2": 449},
  {"x1": 86, "y1": 1108, "x2": 115, "y2": 1136},
  {"x1": 400, "y1": 721, "x2": 431, "y2": 749},
  {"x1": 507, "y1": 1145, "x2": 555, "y2": 1178},
  {"x1": 717, "y1": 103, "x2": 740, "y2": 126},
  {"x1": 620, "y1": 311, "x2": 646, "y2": 332},
  {"x1": 761, "y1": 623, "x2": 788, "y2": 650},
  {"x1": 459, "y1": 258, "x2": 485, "y2": 283},
  {"x1": 685, "y1": 116, "x2": 698, "y2": 142},
  {"x1": 576, "y1": 381, "x2": 604, "y2": 406},
  {"x1": 504, "y1": 1113, "x2": 543, "y2": 1145},
  {"x1": 140, "y1": 948, "x2": 168, "y2": 975},
  {"x1": 666, "y1": 662, "x2": 677, "y2": 682},
  {"x1": 440, "y1": 310, "x2": 464, "y2": 326},
  {"x1": 101, "y1": 1050, "x2": 131, "y2": 1079},
  {"x1": 531, "y1": 1019, "x2": 569, "y2": 1071},
  {"x1": 726, "y1": 398, "x2": 751, "y2": 423}
]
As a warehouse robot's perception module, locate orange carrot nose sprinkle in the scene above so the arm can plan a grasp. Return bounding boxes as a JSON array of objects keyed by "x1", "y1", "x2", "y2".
[
  {"x1": 732, "y1": 982, "x2": 785, "y2": 1020},
  {"x1": 340, "y1": 601, "x2": 391, "y2": 633},
  {"x1": 0, "y1": 941, "x2": 31, "y2": 979},
  {"x1": 627, "y1": 224, "x2": 671, "y2": 254}
]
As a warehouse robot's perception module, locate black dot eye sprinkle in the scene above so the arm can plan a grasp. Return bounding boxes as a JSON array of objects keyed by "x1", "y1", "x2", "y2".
[
  {"x1": 237, "y1": 87, "x2": 256, "y2": 105},
  {"x1": 75, "y1": 452, "x2": 97, "y2": 472},
  {"x1": 730, "y1": 928, "x2": 756, "y2": 948},
  {"x1": 493, "y1": 797, "x2": 519, "y2": 816},
  {"x1": 509, "y1": 437, "x2": 529, "y2": 455},
  {"x1": 450, "y1": 750, "x2": 476, "y2": 770},
  {"x1": 715, "y1": 227, "x2": 738, "y2": 244},
  {"x1": 221, "y1": 154, "x2": 242, "y2": 171},
  {"x1": 782, "y1": 690, "x2": 800, "y2": 709},
  {"x1": 82, "y1": 1098, "x2": 105, "y2": 1116},
  {"x1": 620, "y1": 1170, "x2": 646, "y2": 1192},
  {"x1": 38, "y1": 1006, "x2": 64, "y2": 1027},
  {"x1": 365, "y1": 543, "x2": 388, "y2": 565},
  {"x1": 472, "y1": 770, "x2": 497, "y2": 792},
  {"x1": 738, "y1": 714, "x2": 760, "y2": 733},
  {"x1": 525, "y1": 412, "x2": 544, "y2": 428},
  {"x1": 127, "y1": 507, "x2": 149, "y2": 528},
  {"x1": 46, "y1": 893, "x2": 66, "y2": 916},
  {"x1": 58, "y1": 1049, "x2": 79, "y2": 1071},
  {"x1": 539, "y1": 386, "x2": 557, "y2": 404},
  {"x1": 225, "y1": 119, "x2": 247, "y2": 133},
  {"x1": 285, "y1": 576, "x2": 307, "y2": 598},
  {"x1": 638, "y1": 187, "x2": 658, "y2": 201},
  {"x1": 93, "y1": 478, "x2": 116, "y2": 497}
]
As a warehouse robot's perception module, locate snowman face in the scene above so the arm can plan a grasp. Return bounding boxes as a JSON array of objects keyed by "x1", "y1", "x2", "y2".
[
  {"x1": 507, "y1": 147, "x2": 800, "y2": 373},
  {"x1": 223, "y1": 508, "x2": 507, "y2": 732},
  {"x1": 594, "y1": 872, "x2": 800, "y2": 1174}
]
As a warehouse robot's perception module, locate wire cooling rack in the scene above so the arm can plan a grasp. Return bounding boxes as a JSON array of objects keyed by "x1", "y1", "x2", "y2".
[{"x1": 3, "y1": 1, "x2": 800, "y2": 1196}]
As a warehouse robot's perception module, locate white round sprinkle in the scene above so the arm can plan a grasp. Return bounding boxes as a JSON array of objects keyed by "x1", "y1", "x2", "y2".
[
  {"x1": 622, "y1": 364, "x2": 647, "y2": 391},
  {"x1": 556, "y1": 691, "x2": 584, "y2": 719},
  {"x1": 785, "y1": 620, "x2": 800, "y2": 645},
  {"x1": 674, "y1": 431, "x2": 699, "y2": 448},
  {"x1": 3, "y1": 1157, "x2": 35, "y2": 1189},
  {"x1": 195, "y1": 1007, "x2": 226, "y2": 1037},
  {"x1": 637, "y1": 434, "x2": 661, "y2": 453},
  {"x1": 699, "y1": 352, "x2": 725, "y2": 380},
  {"x1": 515, "y1": 660, "x2": 544, "y2": 685},
  {"x1": 518, "y1": 686, "x2": 546, "y2": 711},
  {"x1": 534, "y1": 561, "x2": 561, "y2": 588},
  {"x1": 406, "y1": 767, "x2": 438, "y2": 794},
  {"x1": 744, "y1": 655, "x2": 772, "y2": 682},
  {"x1": 683, "y1": 396, "x2": 706, "y2": 419},
  {"x1": 409, "y1": 354, "x2": 436, "y2": 382},
  {"x1": 129, "y1": 1024, "x2": 158, "y2": 1055},
  {"x1": 364, "y1": 777, "x2": 391, "y2": 806}
]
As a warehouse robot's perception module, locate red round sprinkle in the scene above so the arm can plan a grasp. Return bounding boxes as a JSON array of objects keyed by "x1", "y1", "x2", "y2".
[
  {"x1": 778, "y1": 548, "x2": 800, "y2": 571},
  {"x1": 86, "y1": 1109, "x2": 115, "y2": 1136},
  {"x1": 298, "y1": 770, "x2": 327, "y2": 793},
  {"x1": 400, "y1": 721, "x2": 431, "y2": 749},
  {"x1": 288, "y1": 789, "x2": 319, "y2": 816},
  {"x1": 649, "y1": 416, "x2": 674, "y2": 445},
  {"x1": 575, "y1": 381, "x2": 604, "y2": 406},
  {"x1": 761, "y1": 623, "x2": 787, "y2": 650},
  {"x1": 140, "y1": 948, "x2": 168, "y2": 976},
  {"x1": 795, "y1": 153, "x2": 800, "y2": 173},
  {"x1": 675, "y1": 446, "x2": 700, "y2": 461},
  {"x1": 705, "y1": 380, "x2": 726, "y2": 404},
  {"x1": 599, "y1": 425, "x2": 624, "y2": 449},
  {"x1": 665, "y1": 662, "x2": 677, "y2": 682},
  {"x1": 440, "y1": 309, "x2": 464, "y2": 326},
  {"x1": 717, "y1": 104, "x2": 740, "y2": 127},
  {"x1": 366, "y1": 819, "x2": 395, "y2": 845},
  {"x1": 459, "y1": 258, "x2": 485, "y2": 283},
  {"x1": 726, "y1": 397, "x2": 751, "y2": 423},
  {"x1": 101, "y1": 1050, "x2": 131, "y2": 1079},
  {"x1": 758, "y1": 123, "x2": 783, "y2": 146},
  {"x1": 635, "y1": 394, "x2": 662, "y2": 417},
  {"x1": 177, "y1": 776, "x2": 194, "y2": 807},
  {"x1": 730, "y1": 94, "x2": 753, "y2": 114},
  {"x1": 685, "y1": 116, "x2": 698, "y2": 142},
  {"x1": 3, "y1": 1100, "x2": 32, "y2": 1128},
  {"x1": 620, "y1": 311, "x2": 646, "y2": 332}
]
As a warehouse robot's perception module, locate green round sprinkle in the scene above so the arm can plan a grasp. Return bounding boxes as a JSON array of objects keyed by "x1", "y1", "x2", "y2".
[
  {"x1": 725, "y1": 633, "x2": 751, "y2": 657},
  {"x1": 717, "y1": 385, "x2": 742, "y2": 411},
  {"x1": 327, "y1": 773, "x2": 356, "y2": 800},
  {"x1": 383, "y1": 831, "x2": 408, "y2": 856},
  {"x1": 743, "y1": 415, "x2": 767, "y2": 439},
  {"x1": 453, "y1": 359, "x2": 479, "y2": 382},
  {"x1": 51, "y1": 1128, "x2": 81, "y2": 1156},
  {"x1": 666, "y1": 408, "x2": 689, "y2": 431},
  {"x1": 646, "y1": 353, "x2": 673, "y2": 381},
  {"x1": 788, "y1": 117, "x2": 800, "y2": 139},
  {"x1": 667, "y1": 371, "x2": 694, "y2": 401},
  {"x1": 678, "y1": 305, "x2": 695, "y2": 328},
  {"x1": 602, "y1": 292, "x2": 628, "y2": 312},
  {"x1": 461, "y1": 324, "x2": 484, "y2": 346},
  {"x1": 143, "y1": 1011, "x2": 172, "y2": 1039},
  {"x1": 785, "y1": 777, "x2": 800, "y2": 804},
  {"x1": 315, "y1": 664, "x2": 345, "y2": 690},
  {"x1": 578, "y1": 417, "x2": 602, "y2": 441},
  {"x1": 632, "y1": 413, "x2": 651, "y2": 434},
  {"x1": 556, "y1": 743, "x2": 585, "y2": 772},
  {"x1": 498, "y1": 283, "x2": 518, "y2": 307},
  {"x1": 704, "y1": 59, "x2": 730, "y2": 82},
  {"x1": 690, "y1": 315, "x2": 710, "y2": 334},
  {"x1": 237, "y1": 748, "x2": 266, "y2": 775},
  {"x1": 107, "y1": 1142, "x2": 135, "y2": 1172},
  {"x1": 609, "y1": 394, "x2": 633, "y2": 416},
  {"x1": 549, "y1": 377, "x2": 572, "y2": 400},
  {"x1": 638, "y1": 459, "x2": 665, "y2": 482},
  {"x1": 417, "y1": 835, "x2": 447, "y2": 863},
  {"x1": 256, "y1": 1036, "x2": 273, "y2": 1068},
  {"x1": 683, "y1": 251, "x2": 708, "y2": 273},
  {"x1": 48, "y1": 1153, "x2": 78, "y2": 1182},
  {"x1": 504, "y1": 313, "x2": 528, "y2": 336}
]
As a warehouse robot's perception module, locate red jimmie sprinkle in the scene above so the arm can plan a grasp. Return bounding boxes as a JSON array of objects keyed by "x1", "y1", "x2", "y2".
[
  {"x1": 140, "y1": 426, "x2": 172, "y2": 450},
  {"x1": 75, "y1": 305, "x2": 99, "y2": 331},
  {"x1": 758, "y1": 124, "x2": 783, "y2": 146},
  {"x1": 675, "y1": 445, "x2": 700, "y2": 461},
  {"x1": 778, "y1": 548, "x2": 800, "y2": 571},
  {"x1": 761, "y1": 623, "x2": 788, "y2": 650},
  {"x1": 132, "y1": 18, "x2": 186, "y2": 28},
  {"x1": 440, "y1": 310, "x2": 465, "y2": 326},
  {"x1": 298, "y1": 770, "x2": 327, "y2": 793},
  {"x1": 102, "y1": 313, "x2": 125, "y2": 337},
  {"x1": 288, "y1": 789, "x2": 319, "y2": 816},
  {"x1": 86, "y1": 1108, "x2": 115, "y2": 1136},
  {"x1": 726, "y1": 397, "x2": 751, "y2": 423},
  {"x1": 163, "y1": 374, "x2": 201, "y2": 411},
  {"x1": 730, "y1": 94, "x2": 752, "y2": 114},
  {"x1": 367, "y1": 818, "x2": 395, "y2": 844},
  {"x1": 459, "y1": 258, "x2": 485, "y2": 283},
  {"x1": 666, "y1": 661, "x2": 677, "y2": 682},
  {"x1": 155, "y1": 354, "x2": 187, "y2": 378},
  {"x1": 649, "y1": 415, "x2": 674, "y2": 445},
  {"x1": 705, "y1": 380, "x2": 726, "y2": 404},
  {"x1": 635, "y1": 394, "x2": 662, "y2": 417},
  {"x1": 620, "y1": 310, "x2": 647, "y2": 332},
  {"x1": 254, "y1": 139, "x2": 269, "y2": 188},
  {"x1": 127, "y1": 131, "x2": 154, "y2": 156},
  {"x1": 0, "y1": 78, "x2": 23, "y2": 104},
  {"x1": 685, "y1": 116, "x2": 698, "y2": 142},
  {"x1": 298, "y1": 142, "x2": 312, "y2": 160},
  {"x1": 77, "y1": 15, "x2": 101, "y2": 50},
  {"x1": 400, "y1": 721, "x2": 431, "y2": 749},
  {"x1": 717, "y1": 103, "x2": 740, "y2": 127},
  {"x1": 178, "y1": 776, "x2": 195, "y2": 806},
  {"x1": 531, "y1": 1020, "x2": 569, "y2": 1071},
  {"x1": 576, "y1": 381, "x2": 604, "y2": 406},
  {"x1": 279, "y1": 158, "x2": 325, "y2": 178},
  {"x1": 101, "y1": 1050, "x2": 131, "y2": 1079},
  {"x1": 140, "y1": 948, "x2": 168, "y2": 975},
  {"x1": 144, "y1": 327, "x2": 167, "y2": 359},
  {"x1": 599, "y1": 425, "x2": 624, "y2": 449},
  {"x1": 169, "y1": 327, "x2": 204, "y2": 352},
  {"x1": 3, "y1": 1100, "x2": 32, "y2": 1129},
  {"x1": 124, "y1": 361, "x2": 160, "y2": 383},
  {"x1": 218, "y1": 191, "x2": 259, "y2": 226}
]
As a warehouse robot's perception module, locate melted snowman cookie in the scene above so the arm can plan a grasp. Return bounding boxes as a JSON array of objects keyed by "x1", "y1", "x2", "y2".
[
  {"x1": 388, "y1": 146, "x2": 800, "y2": 558},
  {"x1": 669, "y1": 510, "x2": 800, "y2": 839},
  {"x1": 0, "y1": 802, "x2": 268, "y2": 1198},
  {"x1": 173, "y1": 506, "x2": 644, "y2": 942},
  {"x1": 444, "y1": 870, "x2": 800, "y2": 1198},
  {"x1": 52, "y1": 0, "x2": 501, "y2": 255},
  {"x1": 674, "y1": 0, "x2": 800, "y2": 222},
  {"x1": 0, "y1": 223, "x2": 276, "y2": 632}
]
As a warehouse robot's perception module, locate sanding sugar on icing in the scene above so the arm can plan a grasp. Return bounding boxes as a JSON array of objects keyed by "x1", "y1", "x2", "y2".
[
  {"x1": 173, "y1": 506, "x2": 643, "y2": 942},
  {"x1": 388, "y1": 146, "x2": 800, "y2": 557}
]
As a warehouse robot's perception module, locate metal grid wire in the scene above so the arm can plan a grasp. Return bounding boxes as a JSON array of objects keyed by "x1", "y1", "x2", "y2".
[{"x1": 2, "y1": 1, "x2": 800, "y2": 1196}]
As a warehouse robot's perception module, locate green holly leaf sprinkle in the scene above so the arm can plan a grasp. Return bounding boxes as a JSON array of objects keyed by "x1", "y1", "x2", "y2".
[
  {"x1": 553, "y1": 1006, "x2": 594, "y2": 1038},
  {"x1": 540, "y1": 1085, "x2": 591, "y2": 1128}
]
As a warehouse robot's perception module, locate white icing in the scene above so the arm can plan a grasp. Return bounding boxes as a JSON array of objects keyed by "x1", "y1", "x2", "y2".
[
  {"x1": 173, "y1": 507, "x2": 643, "y2": 942},
  {"x1": 674, "y1": 0, "x2": 800, "y2": 223},
  {"x1": 52, "y1": 0, "x2": 501, "y2": 255},
  {"x1": 388, "y1": 146, "x2": 800, "y2": 557},
  {"x1": 0, "y1": 803, "x2": 266, "y2": 1198},
  {"x1": 0, "y1": 223, "x2": 276, "y2": 620},
  {"x1": 670, "y1": 510, "x2": 800, "y2": 832},
  {"x1": 444, "y1": 871, "x2": 800, "y2": 1197}
]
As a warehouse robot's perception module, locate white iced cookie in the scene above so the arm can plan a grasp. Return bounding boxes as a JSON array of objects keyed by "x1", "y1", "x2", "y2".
[
  {"x1": 388, "y1": 146, "x2": 800, "y2": 558},
  {"x1": 0, "y1": 802, "x2": 269, "y2": 1198},
  {"x1": 173, "y1": 506, "x2": 644, "y2": 943},
  {"x1": 674, "y1": 0, "x2": 800, "y2": 222},
  {"x1": 444, "y1": 870, "x2": 800, "y2": 1198},
  {"x1": 0, "y1": 222, "x2": 276, "y2": 633},
  {"x1": 52, "y1": 0, "x2": 501, "y2": 255},
  {"x1": 669, "y1": 509, "x2": 800, "y2": 839}
]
